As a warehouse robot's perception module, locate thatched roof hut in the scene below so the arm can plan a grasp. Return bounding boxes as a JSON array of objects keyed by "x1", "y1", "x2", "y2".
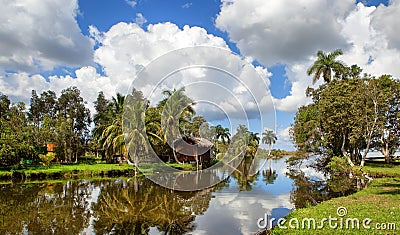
[{"x1": 173, "y1": 136, "x2": 213, "y2": 164}]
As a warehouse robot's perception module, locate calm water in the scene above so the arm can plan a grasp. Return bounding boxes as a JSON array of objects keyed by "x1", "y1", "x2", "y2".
[{"x1": 0, "y1": 157, "x2": 355, "y2": 235}]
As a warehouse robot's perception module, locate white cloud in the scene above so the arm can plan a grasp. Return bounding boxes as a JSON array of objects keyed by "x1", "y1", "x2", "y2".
[
  {"x1": 0, "y1": 0, "x2": 93, "y2": 72},
  {"x1": 340, "y1": 3, "x2": 400, "y2": 78},
  {"x1": 182, "y1": 3, "x2": 193, "y2": 9},
  {"x1": 0, "y1": 66, "x2": 112, "y2": 114},
  {"x1": 93, "y1": 22, "x2": 274, "y2": 124},
  {"x1": 135, "y1": 13, "x2": 147, "y2": 26},
  {"x1": 216, "y1": 0, "x2": 354, "y2": 66},
  {"x1": 125, "y1": 0, "x2": 137, "y2": 8},
  {"x1": 370, "y1": 0, "x2": 400, "y2": 50},
  {"x1": 216, "y1": 0, "x2": 400, "y2": 115}
]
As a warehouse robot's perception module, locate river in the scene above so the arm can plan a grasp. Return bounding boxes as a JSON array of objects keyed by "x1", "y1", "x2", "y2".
[{"x1": 0, "y1": 157, "x2": 356, "y2": 234}]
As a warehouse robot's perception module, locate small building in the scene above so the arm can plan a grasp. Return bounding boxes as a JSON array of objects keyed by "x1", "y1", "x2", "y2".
[
  {"x1": 47, "y1": 143, "x2": 56, "y2": 152},
  {"x1": 173, "y1": 136, "x2": 213, "y2": 164}
]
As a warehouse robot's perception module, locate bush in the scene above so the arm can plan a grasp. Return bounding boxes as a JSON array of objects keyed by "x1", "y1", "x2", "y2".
[
  {"x1": 326, "y1": 156, "x2": 351, "y2": 175},
  {"x1": 39, "y1": 152, "x2": 56, "y2": 167}
]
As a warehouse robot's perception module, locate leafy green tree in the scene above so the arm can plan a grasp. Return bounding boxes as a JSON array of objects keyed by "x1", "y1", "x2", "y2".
[
  {"x1": 0, "y1": 96, "x2": 36, "y2": 166},
  {"x1": 57, "y1": 87, "x2": 91, "y2": 163}
]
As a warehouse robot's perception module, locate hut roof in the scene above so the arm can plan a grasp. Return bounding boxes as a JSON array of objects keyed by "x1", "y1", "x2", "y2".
[{"x1": 174, "y1": 136, "x2": 213, "y2": 148}]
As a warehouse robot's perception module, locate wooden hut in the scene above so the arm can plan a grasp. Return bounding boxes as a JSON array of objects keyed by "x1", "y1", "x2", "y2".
[{"x1": 173, "y1": 136, "x2": 213, "y2": 165}]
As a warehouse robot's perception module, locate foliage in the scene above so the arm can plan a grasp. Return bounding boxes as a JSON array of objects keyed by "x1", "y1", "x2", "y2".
[
  {"x1": 326, "y1": 156, "x2": 351, "y2": 175},
  {"x1": 39, "y1": 152, "x2": 56, "y2": 168},
  {"x1": 291, "y1": 75, "x2": 400, "y2": 166},
  {"x1": 271, "y1": 177, "x2": 400, "y2": 234}
]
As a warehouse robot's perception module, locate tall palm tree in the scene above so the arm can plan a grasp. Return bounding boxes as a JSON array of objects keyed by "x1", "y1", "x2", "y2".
[
  {"x1": 215, "y1": 125, "x2": 230, "y2": 144},
  {"x1": 161, "y1": 87, "x2": 195, "y2": 163},
  {"x1": 262, "y1": 129, "x2": 277, "y2": 156},
  {"x1": 96, "y1": 93, "x2": 126, "y2": 163},
  {"x1": 100, "y1": 118, "x2": 125, "y2": 162},
  {"x1": 307, "y1": 49, "x2": 346, "y2": 84},
  {"x1": 123, "y1": 89, "x2": 150, "y2": 174}
]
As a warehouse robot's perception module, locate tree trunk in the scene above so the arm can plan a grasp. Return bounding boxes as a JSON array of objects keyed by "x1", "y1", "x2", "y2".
[
  {"x1": 341, "y1": 133, "x2": 354, "y2": 167},
  {"x1": 360, "y1": 134, "x2": 373, "y2": 167},
  {"x1": 268, "y1": 143, "x2": 271, "y2": 156}
]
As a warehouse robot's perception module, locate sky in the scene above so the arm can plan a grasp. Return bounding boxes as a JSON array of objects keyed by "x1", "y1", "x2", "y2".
[{"x1": 0, "y1": 0, "x2": 399, "y2": 150}]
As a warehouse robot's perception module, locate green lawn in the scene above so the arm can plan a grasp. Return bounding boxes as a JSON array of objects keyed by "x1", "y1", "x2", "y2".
[
  {"x1": 362, "y1": 163, "x2": 400, "y2": 178},
  {"x1": 0, "y1": 163, "x2": 140, "y2": 180},
  {"x1": 0, "y1": 161, "x2": 204, "y2": 181},
  {"x1": 270, "y1": 164, "x2": 400, "y2": 235}
]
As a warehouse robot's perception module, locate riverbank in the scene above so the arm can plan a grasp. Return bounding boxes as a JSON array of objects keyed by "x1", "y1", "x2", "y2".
[
  {"x1": 0, "y1": 164, "x2": 139, "y2": 181},
  {"x1": 270, "y1": 163, "x2": 400, "y2": 235},
  {"x1": 0, "y1": 162, "x2": 202, "y2": 181}
]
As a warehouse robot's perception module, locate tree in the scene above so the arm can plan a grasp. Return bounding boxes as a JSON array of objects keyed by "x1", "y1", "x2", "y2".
[
  {"x1": 57, "y1": 87, "x2": 91, "y2": 163},
  {"x1": 307, "y1": 49, "x2": 346, "y2": 84},
  {"x1": 160, "y1": 87, "x2": 195, "y2": 164},
  {"x1": 0, "y1": 95, "x2": 36, "y2": 166},
  {"x1": 292, "y1": 75, "x2": 400, "y2": 167},
  {"x1": 262, "y1": 129, "x2": 277, "y2": 156},
  {"x1": 214, "y1": 125, "x2": 230, "y2": 144},
  {"x1": 97, "y1": 93, "x2": 125, "y2": 162},
  {"x1": 123, "y1": 89, "x2": 150, "y2": 173}
]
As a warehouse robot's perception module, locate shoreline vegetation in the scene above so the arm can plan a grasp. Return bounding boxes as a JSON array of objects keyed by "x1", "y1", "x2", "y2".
[
  {"x1": 267, "y1": 49, "x2": 400, "y2": 234},
  {"x1": 0, "y1": 152, "x2": 291, "y2": 182},
  {"x1": 265, "y1": 159, "x2": 400, "y2": 235}
]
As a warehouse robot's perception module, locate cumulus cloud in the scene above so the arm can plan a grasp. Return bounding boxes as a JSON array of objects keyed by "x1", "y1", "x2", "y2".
[
  {"x1": 216, "y1": 0, "x2": 354, "y2": 66},
  {"x1": 0, "y1": 0, "x2": 94, "y2": 72},
  {"x1": 135, "y1": 13, "x2": 147, "y2": 26},
  {"x1": 93, "y1": 22, "x2": 274, "y2": 125},
  {"x1": 216, "y1": 0, "x2": 400, "y2": 114},
  {"x1": 340, "y1": 3, "x2": 400, "y2": 77},
  {"x1": 125, "y1": 0, "x2": 137, "y2": 8},
  {"x1": 0, "y1": 66, "x2": 112, "y2": 114},
  {"x1": 370, "y1": 0, "x2": 400, "y2": 50},
  {"x1": 2, "y1": 21, "x2": 274, "y2": 127}
]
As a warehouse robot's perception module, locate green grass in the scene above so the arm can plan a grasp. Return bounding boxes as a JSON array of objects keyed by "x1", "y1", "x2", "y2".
[
  {"x1": 0, "y1": 163, "x2": 141, "y2": 181},
  {"x1": 362, "y1": 163, "x2": 400, "y2": 178},
  {"x1": 166, "y1": 162, "x2": 197, "y2": 170},
  {"x1": 270, "y1": 167, "x2": 400, "y2": 235},
  {"x1": 271, "y1": 178, "x2": 399, "y2": 234}
]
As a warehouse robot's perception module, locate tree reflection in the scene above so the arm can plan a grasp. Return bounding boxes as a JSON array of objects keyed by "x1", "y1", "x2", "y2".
[
  {"x1": 92, "y1": 177, "x2": 221, "y2": 234},
  {"x1": 0, "y1": 181, "x2": 93, "y2": 234},
  {"x1": 286, "y1": 166, "x2": 356, "y2": 209},
  {"x1": 230, "y1": 157, "x2": 260, "y2": 191}
]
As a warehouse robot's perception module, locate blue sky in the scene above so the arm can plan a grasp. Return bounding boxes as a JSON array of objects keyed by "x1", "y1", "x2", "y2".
[{"x1": 0, "y1": 0, "x2": 398, "y2": 150}]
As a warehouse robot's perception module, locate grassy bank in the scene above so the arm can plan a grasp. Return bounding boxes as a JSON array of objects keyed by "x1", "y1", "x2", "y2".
[
  {"x1": 362, "y1": 163, "x2": 400, "y2": 178},
  {"x1": 270, "y1": 164, "x2": 400, "y2": 235},
  {"x1": 0, "y1": 163, "x2": 141, "y2": 181},
  {"x1": 0, "y1": 161, "x2": 202, "y2": 181}
]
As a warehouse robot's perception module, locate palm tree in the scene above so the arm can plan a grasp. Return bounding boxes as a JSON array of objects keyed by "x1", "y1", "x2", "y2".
[
  {"x1": 215, "y1": 125, "x2": 230, "y2": 143},
  {"x1": 262, "y1": 129, "x2": 277, "y2": 156},
  {"x1": 96, "y1": 93, "x2": 126, "y2": 163},
  {"x1": 100, "y1": 117, "x2": 125, "y2": 162},
  {"x1": 307, "y1": 49, "x2": 346, "y2": 84},
  {"x1": 160, "y1": 87, "x2": 195, "y2": 163},
  {"x1": 123, "y1": 89, "x2": 150, "y2": 174}
]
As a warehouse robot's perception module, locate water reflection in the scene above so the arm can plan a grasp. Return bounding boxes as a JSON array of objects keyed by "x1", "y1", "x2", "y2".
[
  {"x1": 286, "y1": 155, "x2": 357, "y2": 209},
  {"x1": 0, "y1": 157, "x2": 359, "y2": 234}
]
